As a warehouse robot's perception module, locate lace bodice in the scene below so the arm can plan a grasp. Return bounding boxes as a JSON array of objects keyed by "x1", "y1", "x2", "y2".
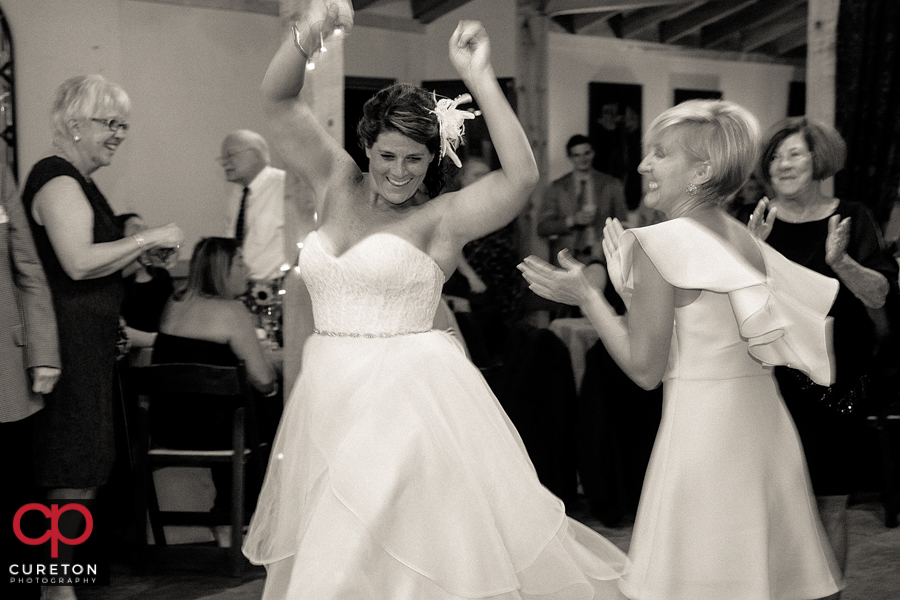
[{"x1": 300, "y1": 231, "x2": 445, "y2": 336}]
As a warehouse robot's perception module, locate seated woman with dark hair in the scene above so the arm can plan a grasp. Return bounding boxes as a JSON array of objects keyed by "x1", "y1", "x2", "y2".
[{"x1": 150, "y1": 237, "x2": 281, "y2": 531}]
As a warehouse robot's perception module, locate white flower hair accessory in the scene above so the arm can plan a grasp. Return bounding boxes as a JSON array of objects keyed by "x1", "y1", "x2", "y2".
[{"x1": 430, "y1": 92, "x2": 477, "y2": 168}]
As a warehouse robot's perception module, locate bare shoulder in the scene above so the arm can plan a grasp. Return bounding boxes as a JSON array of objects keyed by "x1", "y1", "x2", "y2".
[
  {"x1": 34, "y1": 176, "x2": 86, "y2": 208},
  {"x1": 713, "y1": 212, "x2": 766, "y2": 272},
  {"x1": 162, "y1": 298, "x2": 245, "y2": 342},
  {"x1": 219, "y1": 298, "x2": 254, "y2": 322}
]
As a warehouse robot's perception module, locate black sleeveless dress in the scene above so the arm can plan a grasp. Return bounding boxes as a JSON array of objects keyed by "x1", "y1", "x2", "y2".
[
  {"x1": 22, "y1": 156, "x2": 125, "y2": 488},
  {"x1": 763, "y1": 199, "x2": 898, "y2": 495}
]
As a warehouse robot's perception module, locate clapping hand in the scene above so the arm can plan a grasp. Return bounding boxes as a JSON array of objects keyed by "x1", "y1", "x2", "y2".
[
  {"x1": 449, "y1": 21, "x2": 492, "y2": 80},
  {"x1": 748, "y1": 197, "x2": 777, "y2": 241},
  {"x1": 825, "y1": 214, "x2": 851, "y2": 267},
  {"x1": 601, "y1": 217, "x2": 625, "y2": 263},
  {"x1": 518, "y1": 249, "x2": 591, "y2": 307}
]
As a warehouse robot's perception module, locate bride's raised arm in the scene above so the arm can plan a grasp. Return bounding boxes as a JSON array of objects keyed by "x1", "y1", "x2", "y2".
[
  {"x1": 441, "y1": 21, "x2": 539, "y2": 244},
  {"x1": 261, "y1": 0, "x2": 356, "y2": 198}
]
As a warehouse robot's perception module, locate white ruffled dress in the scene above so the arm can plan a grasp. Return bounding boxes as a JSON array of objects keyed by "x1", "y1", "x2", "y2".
[
  {"x1": 607, "y1": 218, "x2": 844, "y2": 600},
  {"x1": 243, "y1": 231, "x2": 630, "y2": 599}
]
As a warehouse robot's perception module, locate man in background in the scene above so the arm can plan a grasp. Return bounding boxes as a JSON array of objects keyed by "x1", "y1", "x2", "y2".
[
  {"x1": 220, "y1": 130, "x2": 286, "y2": 282},
  {"x1": 537, "y1": 134, "x2": 628, "y2": 268}
]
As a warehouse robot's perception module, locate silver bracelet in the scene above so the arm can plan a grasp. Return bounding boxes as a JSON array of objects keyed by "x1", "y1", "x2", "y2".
[
  {"x1": 291, "y1": 22, "x2": 311, "y2": 61},
  {"x1": 132, "y1": 234, "x2": 146, "y2": 252}
]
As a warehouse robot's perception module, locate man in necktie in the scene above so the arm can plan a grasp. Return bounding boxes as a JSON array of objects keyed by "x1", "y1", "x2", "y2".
[
  {"x1": 537, "y1": 134, "x2": 628, "y2": 267},
  {"x1": 220, "y1": 130, "x2": 287, "y2": 283}
]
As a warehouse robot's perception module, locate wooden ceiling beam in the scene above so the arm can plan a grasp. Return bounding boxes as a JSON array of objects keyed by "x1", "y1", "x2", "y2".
[
  {"x1": 545, "y1": 0, "x2": 694, "y2": 17},
  {"x1": 569, "y1": 11, "x2": 618, "y2": 33},
  {"x1": 618, "y1": 2, "x2": 705, "y2": 38},
  {"x1": 410, "y1": 0, "x2": 475, "y2": 23},
  {"x1": 741, "y1": 6, "x2": 806, "y2": 51},
  {"x1": 134, "y1": 0, "x2": 279, "y2": 15},
  {"x1": 701, "y1": 0, "x2": 806, "y2": 47},
  {"x1": 552, "y1": 14, "x2": 578, "y2": 33},
  {"x1": 774, "y1": 24, "x2": 807, "y2": 55},
  {"x1": 554, "y1": 12, "x2": 617, "y2": 34},
  {"x1": 660, "y1": 0, "x2": 756, "y2": 43},
  {"x1": 353, "y1": 12, "x2": 426, "y2": 33},
  {"x1": 352, "y1": 0, "x2": 383, "y2": 10}
]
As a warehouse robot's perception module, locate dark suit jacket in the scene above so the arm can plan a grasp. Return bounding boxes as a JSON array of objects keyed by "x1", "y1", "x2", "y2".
[
  {"x1": 537, "y1": 169, "x2": 628, "y2": 263},
  {"x1": 0, "y1": 166, "x2": 59, "y2": 423}
]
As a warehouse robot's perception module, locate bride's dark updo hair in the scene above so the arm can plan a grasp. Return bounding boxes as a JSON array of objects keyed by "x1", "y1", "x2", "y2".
[{"x1": 357, "y1": 83, "x2": 454, "y2": 198}]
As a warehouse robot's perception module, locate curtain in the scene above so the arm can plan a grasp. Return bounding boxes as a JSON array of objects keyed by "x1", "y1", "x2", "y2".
[{"x1": 834, "y1": 0, "x2": 900, "y2": 224}]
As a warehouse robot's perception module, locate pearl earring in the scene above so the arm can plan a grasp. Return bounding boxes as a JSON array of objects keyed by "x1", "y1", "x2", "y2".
[
  {"x1": 686, "y1": 183, "x2": 698, "y2": 196},
  {"x1": 73, "y1": 135, "x2": 80, "y2": 142}
]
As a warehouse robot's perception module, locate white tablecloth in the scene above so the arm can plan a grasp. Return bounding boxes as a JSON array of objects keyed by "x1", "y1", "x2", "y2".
[{"x1": 548, "y1": 318, "x2": 600, "y2": 393}]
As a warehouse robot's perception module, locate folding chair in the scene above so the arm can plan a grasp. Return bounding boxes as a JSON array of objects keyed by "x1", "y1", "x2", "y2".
[{"x1": 130, "y1": 362, "x2": 265, "y2": 576}]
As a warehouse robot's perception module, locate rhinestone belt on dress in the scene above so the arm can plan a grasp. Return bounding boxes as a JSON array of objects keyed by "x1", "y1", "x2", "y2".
[{"x1": 313, "y1": 328, "x2": 431, "y2": 338}]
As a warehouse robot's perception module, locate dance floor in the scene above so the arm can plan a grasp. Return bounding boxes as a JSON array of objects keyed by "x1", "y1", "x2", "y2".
[{"x1": 75, "y1": 494, "x2": 900, "y2": 600}]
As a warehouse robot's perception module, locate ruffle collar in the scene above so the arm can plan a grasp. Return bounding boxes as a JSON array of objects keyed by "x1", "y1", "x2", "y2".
[{"x1": 608, "y1": 218, "x2": 838, "y2": 386}]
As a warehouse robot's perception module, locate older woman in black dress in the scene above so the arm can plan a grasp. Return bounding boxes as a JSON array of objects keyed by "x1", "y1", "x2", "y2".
[
  {"x1": 21, "y1": 74, "x2": 183, "y2": 600},
  {"x1": 748, "y1": 117, "x2": 897, "y2": 593}
]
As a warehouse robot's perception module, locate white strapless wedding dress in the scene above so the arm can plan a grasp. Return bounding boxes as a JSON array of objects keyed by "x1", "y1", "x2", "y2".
[{"x1": 243, "y1": 230, "x2": 629, "y2": 599}]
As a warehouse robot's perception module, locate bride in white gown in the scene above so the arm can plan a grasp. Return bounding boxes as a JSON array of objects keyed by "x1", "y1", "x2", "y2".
[
  {"x1": 242, "y1": 1, "x2": 629, "y2": 598},
  {"x1": 519, "y1": 100, "x2": 844, "y2": 600}
]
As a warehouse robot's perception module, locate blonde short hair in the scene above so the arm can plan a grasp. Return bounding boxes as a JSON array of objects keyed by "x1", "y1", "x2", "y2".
[
  {"x1": 646, "y1": 99, "x2": 761, "y2": 201},
  {"x1": 51, "y1": 74, "x2": 131, "y2": 144}
]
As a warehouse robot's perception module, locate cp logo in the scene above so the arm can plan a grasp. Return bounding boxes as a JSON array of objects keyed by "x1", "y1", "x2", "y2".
[{"x1": 12, "y1": 503, "x2": 93, "y2": 558}]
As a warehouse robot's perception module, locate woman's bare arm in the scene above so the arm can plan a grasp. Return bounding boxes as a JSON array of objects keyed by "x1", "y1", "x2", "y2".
[
  {"x1": 226, "y1": 302, "x2": 278, "y2": 395},
  {"x1": 519, "y1": 244, "x2": 674, "y2": 390},
  {"x1": 33, "y1": 178, "x2": 182, "y2": 280},
  {"x1": 441, "y1": 21, "x2": 539, "y2": 245},
  {"x1": 826, "y1": 215, "x2": 889, "y2": 308},
  {"x1": 261, "y1": 0, "x2": 356, "y2": 208}
]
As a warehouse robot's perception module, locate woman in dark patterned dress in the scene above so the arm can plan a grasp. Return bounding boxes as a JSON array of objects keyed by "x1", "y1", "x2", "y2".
[
  {"x1": 21, "y1": 74, "x2": 183, "y2": 600},
  {"x1": 747, "y1": 117, "x2": 897, "y2": 595}
]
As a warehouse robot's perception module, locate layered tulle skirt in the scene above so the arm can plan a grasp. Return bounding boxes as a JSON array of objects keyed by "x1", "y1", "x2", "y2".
[{"x1": 243, "y1": 330, "x2": 628, "y2": 599}]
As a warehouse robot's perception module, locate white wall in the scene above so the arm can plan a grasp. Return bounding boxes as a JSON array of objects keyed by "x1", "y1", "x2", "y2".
[
  {"x1": 3, "y1": 0, "x2": 280, "y2": 254},
  {"x1": 345, "y1": 0, "x2": 517, "y2": 83},
  {"x1": 547, "y1": 33, "x2": 798, "y2": 181},
  {"x1": 1, "y1": 0, "x2": 797, "y2": 253}
]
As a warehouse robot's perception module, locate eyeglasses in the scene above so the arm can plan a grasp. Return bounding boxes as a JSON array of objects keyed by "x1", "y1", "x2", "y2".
[
  {"x1": 216, "y1": 148, "x2": 253, "y2": 164},
  {"x1": 770, "y1": 150, "x2": 811, "y2": 164},
  {"x1": 91, "y1": 118, "x2": 129, "y2": 133}
]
